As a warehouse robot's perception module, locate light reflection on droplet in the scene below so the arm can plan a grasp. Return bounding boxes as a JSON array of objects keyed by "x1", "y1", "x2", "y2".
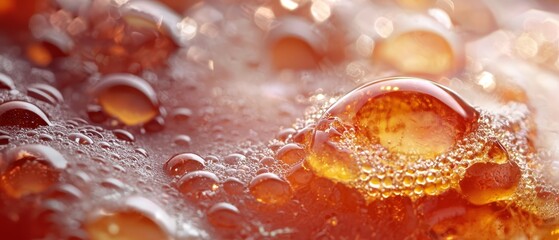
[
  {"x1": 374, "y1": 17, "x2": 393, "y2": 38},
  {"x1": 280, "y1": 0, "x2": 300, "y2": 11},
  {"x1": 254, "y1": 7, "x2": 275, "y2": 31},
  {"x1": 476, "y1": 71, "x2": 496, "y2": 92},
  {"x1": 355, "y1": 34, "x2": 374, "y2": 57},
  {"x1": 311, "y1": 0, "x2": 331, "y2": 23},
  {"x1": 114, "y1": 0, "x2": 129, "y2": 7},
  {"x1": 177, "y1": 17, "x2": 197, "y2": 42},
  {"x1": 428, "y1": 8, "x2": 452, "y2": 29},
  {"x1": 514, "y1": 34, "x2": 538, "y2": 59}
]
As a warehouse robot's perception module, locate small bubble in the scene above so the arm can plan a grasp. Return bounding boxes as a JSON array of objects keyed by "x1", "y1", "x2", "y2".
[{"x1": 0, "y1": 101, "x2": 52, "y2": 128}]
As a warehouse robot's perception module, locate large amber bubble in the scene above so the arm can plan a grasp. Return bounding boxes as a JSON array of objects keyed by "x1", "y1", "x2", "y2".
[{"x1": 306, "y1": 77, "x2": 479, "y2": 183}]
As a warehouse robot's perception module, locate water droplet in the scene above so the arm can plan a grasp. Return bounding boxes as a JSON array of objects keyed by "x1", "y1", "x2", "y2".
[
  {"x1": 173, "y1": 135, "x2": 192, "y2": 147},
  {"x1": 223, "y1": 153, "x2": 246, "y2": 165},
  {"x1": 113, "y1": 129, "x2": 135, "y2": 142},
  {"x1": 27, "y1": 83, "x2": 63, "y2": 105},
  {"x1": 120, "y1": 0, "x2": 184, "y2": 46},
  {"x1": 144, "y1": 116, "x2": 165, "y2": 132},
  {"x1": 207, "y1": 202, "x2": 241, "y2": 229},
  {"x1": 459, "y1": 147, "x2": 521, "y2": 205},
  {"x1": 177, "y1": 170, "x2": 219, "y2": 198},
  {"x1": 38, "y1": 133, "x2": 54, "y2": 141},
  {"x1": 268, "y1": 18, "x2": 321, "y2": 70},
  {"x1": 98, "y1": 141, "x2": 111, "y2": 149},
  {"x1": 222, "y1": 177, "x2": 245, "y2": 195},
  {"x1": 92, "y1": 74, "x2": 159, "y2": 126},
  {"x1": 87, "y1": 105, "x2": 107, "y2": 123},
  {"x1": 0, "y1": 135, "x2": 10, "y2": 145},
  {"x1": 276, "y1": 143, "x2": 305, "y2": 165},
  {"x1": 1, "y1": 145, "x2": 67, "y2": 198},
  {"x1": 163, "y1": 153, "x2": 205, "y2": 177},
  {"x1": 85, "y1": 196, "x2": 174, "y2": 240},
  {"x1": 277, "y1": 128, "x2": 296, "y2": 142},
  {"x1": 248, "y1": 173, "x2": 292, "y2": 204},
  {"x1": 45, "y1": 184, "x2": 83, "y2": 201},
  {"x1": 100, "y1": 178, "x2": 126, "y2": 190},
  {"x1": 0, "y1": 72, "x2": 15, "y2": 90},
  {"x1": 286, "y1": 163, "x2": 314, "y2": 191},
  {"x1": 259, "y1": 157, "x2": 276, "y2": 167},
  {"x1": 170, "y1": 108, "x2": 192, "y2": 122},
  {"x1": 68, "y1": 133, "x2": 93, "y2": 145},
  {"x1": 0, "y1": 101, "x2": 52, "y2": 128}
]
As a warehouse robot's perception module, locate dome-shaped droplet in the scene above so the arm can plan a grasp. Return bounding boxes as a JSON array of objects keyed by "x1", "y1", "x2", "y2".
[
  {"x1": 27, "y1": 83, "x2": 63, "y2": 105},
  {"x1": 163, "y1": 153, "x2": 205, "y2": 177},
  {"x1": 113, "y1": 129, "x2": 135, "y2": 142},
  {"x1": 223, "y1": 153, "x2": 246, "y2": 165},
  {"x1": 276, "y1": 143, "x2": 305, "y2": 165},
  {"x1": 85, "y1": 196, "x2": 174, "y2": 240},
  {"x1": 92, "y1": 74, "x2": 159, "y2": 126},
  {"x1": 306, "y1": 77, "x2": 478, "y2": 183},
  {"x1": 170, "y1": 107, "x2": 192, "y2": 123},
  {"x1": 177, "y1": 171, "x2": 219, "y2": 198},
  {"x1": 286, "y1": 163, "x2": 314, "y2": 191},
  {"x1": 206, "y1": 202, "x2": 241, "y2": 229},
  {"x1": 0, "y1": 72, "x2": 15, "y2": 90},
  {"x1": 172, "y1": 135, "x2": 192, "y2": 147},
  {"x1": 248, "y1": 173, "x2": 292, "y2": 204},
  {"x1": 0, "y1": 145, "x2": 67, "y2": 198},
  {"x1": 0, "y1": 101, "x2": 52, "y2": 128},
  {"x1": 223, "y1": 177, "x2": 245, "y2": 195},
  {"x1": 267, "y1": 18, "x2": 322, "y2": 70},
  {"x1": 68, "y1": 133, "x2": 93, "y2": 145},
  {"x1": 459, "y1": 142, "x2": 521, "y2": 205}
]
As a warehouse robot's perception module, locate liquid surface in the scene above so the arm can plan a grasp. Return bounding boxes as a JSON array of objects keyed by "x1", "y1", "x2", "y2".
[{"x1": 0, "y1": 0, "x2": 558, "y2": 239}]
